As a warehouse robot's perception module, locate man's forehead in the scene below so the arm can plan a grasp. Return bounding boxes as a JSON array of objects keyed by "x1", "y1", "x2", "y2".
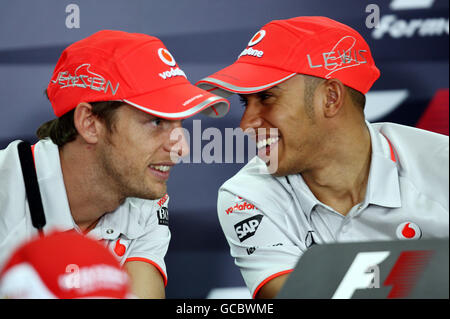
[{"x1": 121, "y1": 103, "x2": 157, "y2": 119}]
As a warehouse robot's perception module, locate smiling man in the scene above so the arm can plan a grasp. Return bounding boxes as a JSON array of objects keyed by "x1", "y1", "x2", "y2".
[
  {"x1": 0, "y1": 30, "x2": 229, "y2": 298},
  {"x1": 197, "y1": 17, "x2": 449, "y2": 299}
]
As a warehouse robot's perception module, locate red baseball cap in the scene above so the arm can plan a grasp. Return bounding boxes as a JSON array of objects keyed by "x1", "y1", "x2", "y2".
[
  {"x1": 47, "y1": 30, "x2": 229, "y2": 119},
  {"x1": 196, "y1": 16, "x2": 380, "y2": 96},
  {"x1": 0, "y1": 231, "x2": 133, "y2": 299}
]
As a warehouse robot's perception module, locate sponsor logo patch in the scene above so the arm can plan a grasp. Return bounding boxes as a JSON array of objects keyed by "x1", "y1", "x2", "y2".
[
  {"x1": 157, "y1": 194, "x2": 169, "y2": 207},
  {"x1": 248, "y1": 30, "x2": 266, "y2": 46},
  {"x1": 234, "y1": 215, "x2": 263, "y2": 242},
  {"x1": 157, "y1": 207, "x2": 169, "y2": 226},
  {"x1": 158, "y1": 48, "x2": 176, "y2": 66},
  {"x1": 246, "y1": 246, "x2": 256, "y2": 255},
  {"x1": 225, "y1": 201, "x2": 257, "y2": 215},
  {"x1": 238, "y1": 29, "x2": 266, "y2": 58},
  {"x1": 396, "y1": 222, "x2": 421, "y2": 240},
  {"x1": 158, "y1": 67, "x2": 187, "y2": 80}
]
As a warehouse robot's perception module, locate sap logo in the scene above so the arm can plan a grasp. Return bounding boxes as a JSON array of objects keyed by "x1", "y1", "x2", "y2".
[
  {"x1": 234, "y1": 215, "x2": 263, "y2": 242},
  {"x1": 157, "y1": 207, "x2": 169, "y2": 226}
]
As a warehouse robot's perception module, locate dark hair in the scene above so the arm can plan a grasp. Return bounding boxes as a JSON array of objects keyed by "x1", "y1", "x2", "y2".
[
  {"x1": 37, "y1": 90, "x2": 124, "y2": 147},
  {"x1": 346, "y1": 86, "x2": 366, "y2": 110}
]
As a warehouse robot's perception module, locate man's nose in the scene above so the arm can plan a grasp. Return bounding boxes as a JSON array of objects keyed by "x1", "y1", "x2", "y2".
[
  {"x1": 240, "y1": 102, "x2": 264, "y2": 134},
  {"x1": 166, "y1": 122, "x2": 190, "y2": 160}
]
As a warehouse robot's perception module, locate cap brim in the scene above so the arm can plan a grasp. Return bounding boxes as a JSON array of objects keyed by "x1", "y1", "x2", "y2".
[
  {"x1": 123, "y1": 82, "x2": 230, "y2": 120},
  {"x1": 196, "y1": 62, "x2": 297, "y2": 97}
]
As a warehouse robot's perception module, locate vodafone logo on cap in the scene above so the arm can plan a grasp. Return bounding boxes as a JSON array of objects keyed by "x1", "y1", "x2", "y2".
[
  {"x1": 239, "y1": 30, "x2": 266, "y2": 59},
  {"x1": 157, "y1": 49, "x2": 187, "y2": 80},
  {"x1": 248, "y1": 30, "x2": 266, "y2": 46},
  {"x1": 158, "y1": 48, "x2": 176, "y2": 66},
  {"x1": 396, "y1": 222, "x2": 422, "y2": 240}
]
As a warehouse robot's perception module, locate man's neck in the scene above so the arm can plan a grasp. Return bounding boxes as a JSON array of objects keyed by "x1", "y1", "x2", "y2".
[
  {"x1": 59, "y1": 141, "x2": 123, "y2": 233},
  {"x1": 301, "y1": 122, "x2": 372, "y2": 216}
]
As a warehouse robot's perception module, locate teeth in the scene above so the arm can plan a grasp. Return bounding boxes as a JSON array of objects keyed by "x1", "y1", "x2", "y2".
[
  {"x1": 257, "y1": 136, "x2": 279, "y2": 150},
  {"x1": 150, "y1": 165, "x2": 171, "y2": 172}
]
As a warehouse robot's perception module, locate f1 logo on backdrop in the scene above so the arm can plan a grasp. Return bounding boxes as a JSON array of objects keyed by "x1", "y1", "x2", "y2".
[{"x1": 332, "y1": 250, "x2": 433, "y2": 299}]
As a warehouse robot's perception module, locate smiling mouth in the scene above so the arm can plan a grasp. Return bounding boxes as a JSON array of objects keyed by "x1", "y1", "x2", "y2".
[
  {"x1": 256, "y1": 135, "x2": 280, "y2": 160},
  {"x1": 149, "y1": 164, "x2": 172, "y2": 172},
  {"x1": 148, "y1": 164, "x2": 174, "y2": 180},
  {"x1": 256, "y1": 136, "x2": 280, "y2": 150}
]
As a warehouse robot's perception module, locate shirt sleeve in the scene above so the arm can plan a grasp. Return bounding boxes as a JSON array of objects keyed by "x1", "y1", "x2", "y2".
[
  {"x1": 217, "y1": 189, "x2": 303, "y2": 298},
  {"x1": 124, "y1": 195, "x2": 171, "y2": 286}
]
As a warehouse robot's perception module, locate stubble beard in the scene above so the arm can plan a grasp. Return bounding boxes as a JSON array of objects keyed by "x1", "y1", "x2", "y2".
[{"x1": 97, "y1": 139, "x2": 165, "y2": 202}]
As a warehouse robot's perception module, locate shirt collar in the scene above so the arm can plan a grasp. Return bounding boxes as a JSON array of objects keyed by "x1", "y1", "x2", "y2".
[
  {"x1": 89, "y1": 199, "x2": 147, "y2": 241},
  {"x1": 364, "y1": 121, "x2": 402, "y2": 209}
]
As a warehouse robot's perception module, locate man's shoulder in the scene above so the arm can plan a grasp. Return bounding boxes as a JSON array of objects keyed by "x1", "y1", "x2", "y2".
[
  {"x1": 0, "y1": 140, "x2": 25, "y2": 194},
  {"x1": 107, "y1": 195, "x2": 170, "y2": 238},
  {"x1": 221, "y1": 157, "x2": 279, "y2": 190},
  {"x1": 372, "y1": 122, "x2": 448, "y2": 145},
  {"x1": 371, "y1": 122, "x2": 448, "y2": 167},
  {"x1": 0, "y1": 141, "x2": 29, "y2": 253},
  {"x1": 372, "y1": 122, "x2": 449, "y2": 206},
  {"x1": 0, "y1": 140, "x2": 21, "y2": 164},
  {"x1": 219, "y1": 157, "x2": 291, "y2": 209}
]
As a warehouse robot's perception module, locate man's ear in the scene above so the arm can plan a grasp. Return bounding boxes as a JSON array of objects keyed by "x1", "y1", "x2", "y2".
[
  {"x1": 322, "y1": 79, "x2": 345, "y2": 118},
  {"x1": 73, "y1": 102, "x2": 102, "y2": 144}
]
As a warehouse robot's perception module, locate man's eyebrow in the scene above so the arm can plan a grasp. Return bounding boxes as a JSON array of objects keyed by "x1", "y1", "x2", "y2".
[
  {"x1": 258, "y1": 86, "x2": 281, "y2": 94},
  {"x1": 266, "y1": 85, "x2": 283, "y2": 93},
  {"x1": 139, "y1": 112, "x2": 162, "y2": 121}
]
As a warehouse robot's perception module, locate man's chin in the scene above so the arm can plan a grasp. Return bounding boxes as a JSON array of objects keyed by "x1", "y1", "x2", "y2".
[
  {"x1": 258, "y1": 155, "x2": 280, "y2": 175},
  {"x1": 265, "y1": 161, "x2": 293, "y2": 177},
  {"x1": 148, "y1": 186, "x2": 167, "y2": 200},
  {"x1": 129, "y1": 184, "x2": 167, "y2": 201}
]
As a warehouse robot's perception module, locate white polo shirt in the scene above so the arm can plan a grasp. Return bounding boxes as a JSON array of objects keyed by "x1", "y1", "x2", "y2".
[
  {"x1": 0, "y1": 138, "x2": 171, "y2": 286},
  {"x1": 217, "y1": 122, "x2": 449, "y2": 298}
]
